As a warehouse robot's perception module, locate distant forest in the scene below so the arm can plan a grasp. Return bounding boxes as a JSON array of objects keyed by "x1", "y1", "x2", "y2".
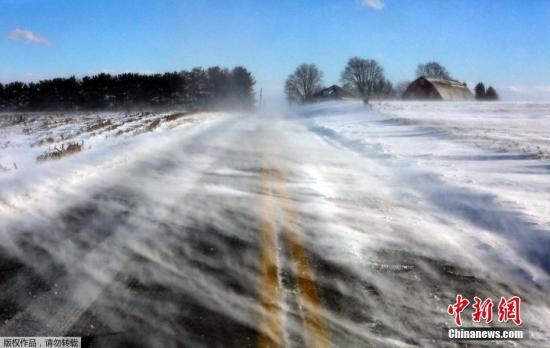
[{"x1": 0, "y1": 66, "x2": 255, "y2": 111}]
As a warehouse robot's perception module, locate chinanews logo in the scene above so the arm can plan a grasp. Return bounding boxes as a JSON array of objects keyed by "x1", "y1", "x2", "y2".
[{"x1": 444, "y1": 294, "x2": 528, "y2": 341}]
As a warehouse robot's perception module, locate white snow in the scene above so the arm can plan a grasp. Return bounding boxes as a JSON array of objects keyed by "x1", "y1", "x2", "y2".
[
  {"x1": 298, "y1": 101, "x2": 550, "y2": 277},
  {"x1": 287, "y1": 100, "x2": 550, "y2": 344},
  {"x1": 1, "y1": 102, "x2": 549, "y2": 345},
  {"x1": 0, "y1": 110, "x2": 223, "y2": 216}
]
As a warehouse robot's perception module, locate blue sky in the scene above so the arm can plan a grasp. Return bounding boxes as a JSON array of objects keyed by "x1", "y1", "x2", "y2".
[{"x1": 1, "y1": 0, "x2": 550, "y2": 100}]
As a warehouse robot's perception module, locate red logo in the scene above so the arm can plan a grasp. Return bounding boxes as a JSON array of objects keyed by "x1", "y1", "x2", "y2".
[
  {"x1": 498, "y1": 296, "x2": 522, "y2": 325},
  {"x1": 447, "y1": 295, "x2": 522, "y2": 326},
  {"x1": 472, "y1": 296, "x2": 494, "y2": 323},
  {"x1": 447, "y1": 294, "x2": 470, "y2": 326}
]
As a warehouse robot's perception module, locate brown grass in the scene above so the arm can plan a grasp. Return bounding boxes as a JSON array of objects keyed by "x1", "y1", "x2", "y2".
[
  {"x1": 87, "y1": 119, "x2": 112, "y2": 132},
  {"x1": 163, "y1": 112, "x2": 187, "y2": 122},
  {"x1": 37, "y1": 141, "x2": 83, "y2": 162},
  {"x1": 146, "y1": 119, "x2": 161, "y2": 132},
  {"x1": 22, "y1": 127, "x2": 33, "y2": 135},
  {"x1": 0, "y1": 115, "x2": 25, "y2": 128},
  {"x1": 106, "y1": 123, "x2": 121, "y2": 132}
]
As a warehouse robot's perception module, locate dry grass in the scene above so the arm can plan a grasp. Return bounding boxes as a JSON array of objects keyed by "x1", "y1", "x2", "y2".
[
  {"x1": 146, "y1": 118, "x2": 161, "y2": 132},
  {"x1": 40, "y1": 116, "x2": 76, "y2": 130},
  {"x1": 163, "y1": 112, "x2": 187, "y2": 122},
  {"x1": 109, "y1": 123, "x2": 121, "y2": 130},
  {"x1": 40, "y1": 137, "x2": 56, "y2": 146},
  {"x1": 37, "y1": 141, "x2": 83, "y2": 162},
  {"x1": 22, "y1": 127, "x2": 33, "y2": 135},
  {"x1": 0, "y1": 114, "x2": 25, "y2": 128},
  {"x1": 87, "y1": 119, "x2": 112, "y2": 132}
]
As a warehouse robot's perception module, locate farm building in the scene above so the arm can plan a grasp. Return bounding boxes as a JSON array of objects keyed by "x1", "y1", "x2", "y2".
[
  {"x1": 402, "y1": 76, "x2": 474, "y2": 100},
  {"x1": 312, "y1": 85, "x2": 353, "y2": 101}
]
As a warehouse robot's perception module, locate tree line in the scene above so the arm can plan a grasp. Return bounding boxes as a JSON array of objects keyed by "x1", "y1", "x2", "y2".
[
  {"x1": 474, "y1": 82, "x2": 499, "y2": 100},
  {"x1": 0, "y1": 66, "x2": 255, "y2": 111},
  {"x1": 285, "y1": 58, "x2": 393, "y2": 103},
  {"x1": 285, "y1": 59, "x2": 499, "y2": 102}
]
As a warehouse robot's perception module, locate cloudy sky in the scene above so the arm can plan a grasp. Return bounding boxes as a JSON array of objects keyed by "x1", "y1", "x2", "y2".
[{"x1": 1, "y1": 0, "x2": 550, "y2": 100}]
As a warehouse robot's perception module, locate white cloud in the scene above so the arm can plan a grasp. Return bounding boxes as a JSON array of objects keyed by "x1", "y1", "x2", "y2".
[
  {"x1": 497, "y1": 85, "x2": 550, "y2": 101},
  {"x1": 360, "y1": 0, "x2": 385, "y2": 10},
  {"x1": 7, "y1": 28, "x2": 53, "y2": 46},
  {"x1": 502, "y1": 85, "x2": 550, "y2": 94},
  {"x1": 465, "y1": 83, "x2": 550, "y2": 101}
]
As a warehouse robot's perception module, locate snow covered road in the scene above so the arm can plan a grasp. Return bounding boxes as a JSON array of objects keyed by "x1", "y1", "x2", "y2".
[{"x1": 0, "y1": 102, "x2": 549, "y2": 347}]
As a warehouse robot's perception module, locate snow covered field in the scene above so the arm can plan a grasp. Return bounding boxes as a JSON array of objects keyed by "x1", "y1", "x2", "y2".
[
  {"x1": 303, "y1": 101, "x2": 550, "y2": 283},
  {"x1": 0, "y1": 110, "x2": 222, "y2": 216},
  {"x1": 374, "y1": 101, "x2": 550, "y2": 159},
  {"x1": 292, "y1": 101, "x2": 550, "y2": 345},
  {"x1": 0, "y1": 102, "x2": 549, "y2": 347}
]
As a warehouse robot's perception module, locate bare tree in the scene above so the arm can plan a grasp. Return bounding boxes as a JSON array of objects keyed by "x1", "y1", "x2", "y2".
[
  {"x1": 341, "y1": 57, "x2": 385, "y2": 98},
  {"x1": 395, "y1": 80, "x2": 411, "y2": 98},
  {"x1": 416, "y1": 62, "x2": 451, "y2": 79},
  {"x1": 371, "y1": 79, "x2": 394, "y2": 99},
  {"x1": 285, "y1": 64, "x2": 323, "y2": 103}
]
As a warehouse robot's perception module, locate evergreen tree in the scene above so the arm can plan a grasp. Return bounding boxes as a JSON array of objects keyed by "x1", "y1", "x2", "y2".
[
  {"x1": 485, "y1": 86, "x2": 499, "y2": 100},
  {"x1": 0, "y1": 66, "x2": 256, "y2": 111},
  {"x1": 230, "y1": 66, "x2": 255, "y2": 108},
  {"x1": 474, "y1": 82, "x2": 486, "y2": 100}
]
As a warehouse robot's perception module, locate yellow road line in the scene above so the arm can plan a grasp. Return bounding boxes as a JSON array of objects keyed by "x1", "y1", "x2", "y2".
[
  {"x1": 274, "y1": 168, "x2": 330, "y2": 348},
  {"x1": 258, "y1": 168, "x2": 284, "y2": 348}
]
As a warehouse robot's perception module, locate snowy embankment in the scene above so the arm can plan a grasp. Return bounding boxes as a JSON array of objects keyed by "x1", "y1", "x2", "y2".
[
  {"x1": 287, "y1": 100, "x2": 550, "y2": 344},
  {"x1": 374, "y1": 101, "x2": 550, "y2": 159},
  {"x1": 284, "y1": 101, "x2": 550, "y2": 345},
  {"x1": 0, "y1": 110, "x2": 224, "y2": 218},
  {"x1": 0, "y1": 102, "x2": 548, "y2": 345},
  {"x1": 370, "y1": 101, "x2": 550, "y2": 243},
  {"x1": 299, "y1": 101, "x2": 550, "y2": 284}
]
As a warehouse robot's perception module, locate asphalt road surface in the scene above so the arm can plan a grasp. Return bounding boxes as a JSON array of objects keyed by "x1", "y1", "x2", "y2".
[{"x1": 0, "y1": 104, "x2": 549, "y2": 347}]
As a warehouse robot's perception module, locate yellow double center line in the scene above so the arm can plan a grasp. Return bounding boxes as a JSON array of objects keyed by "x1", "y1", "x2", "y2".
[
  {"x1": 258, "y1": 168, "x2": 284, "y2": 347},
  {"x1": 258, "y1": 165, "x2": 330, "y2": 348}
]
